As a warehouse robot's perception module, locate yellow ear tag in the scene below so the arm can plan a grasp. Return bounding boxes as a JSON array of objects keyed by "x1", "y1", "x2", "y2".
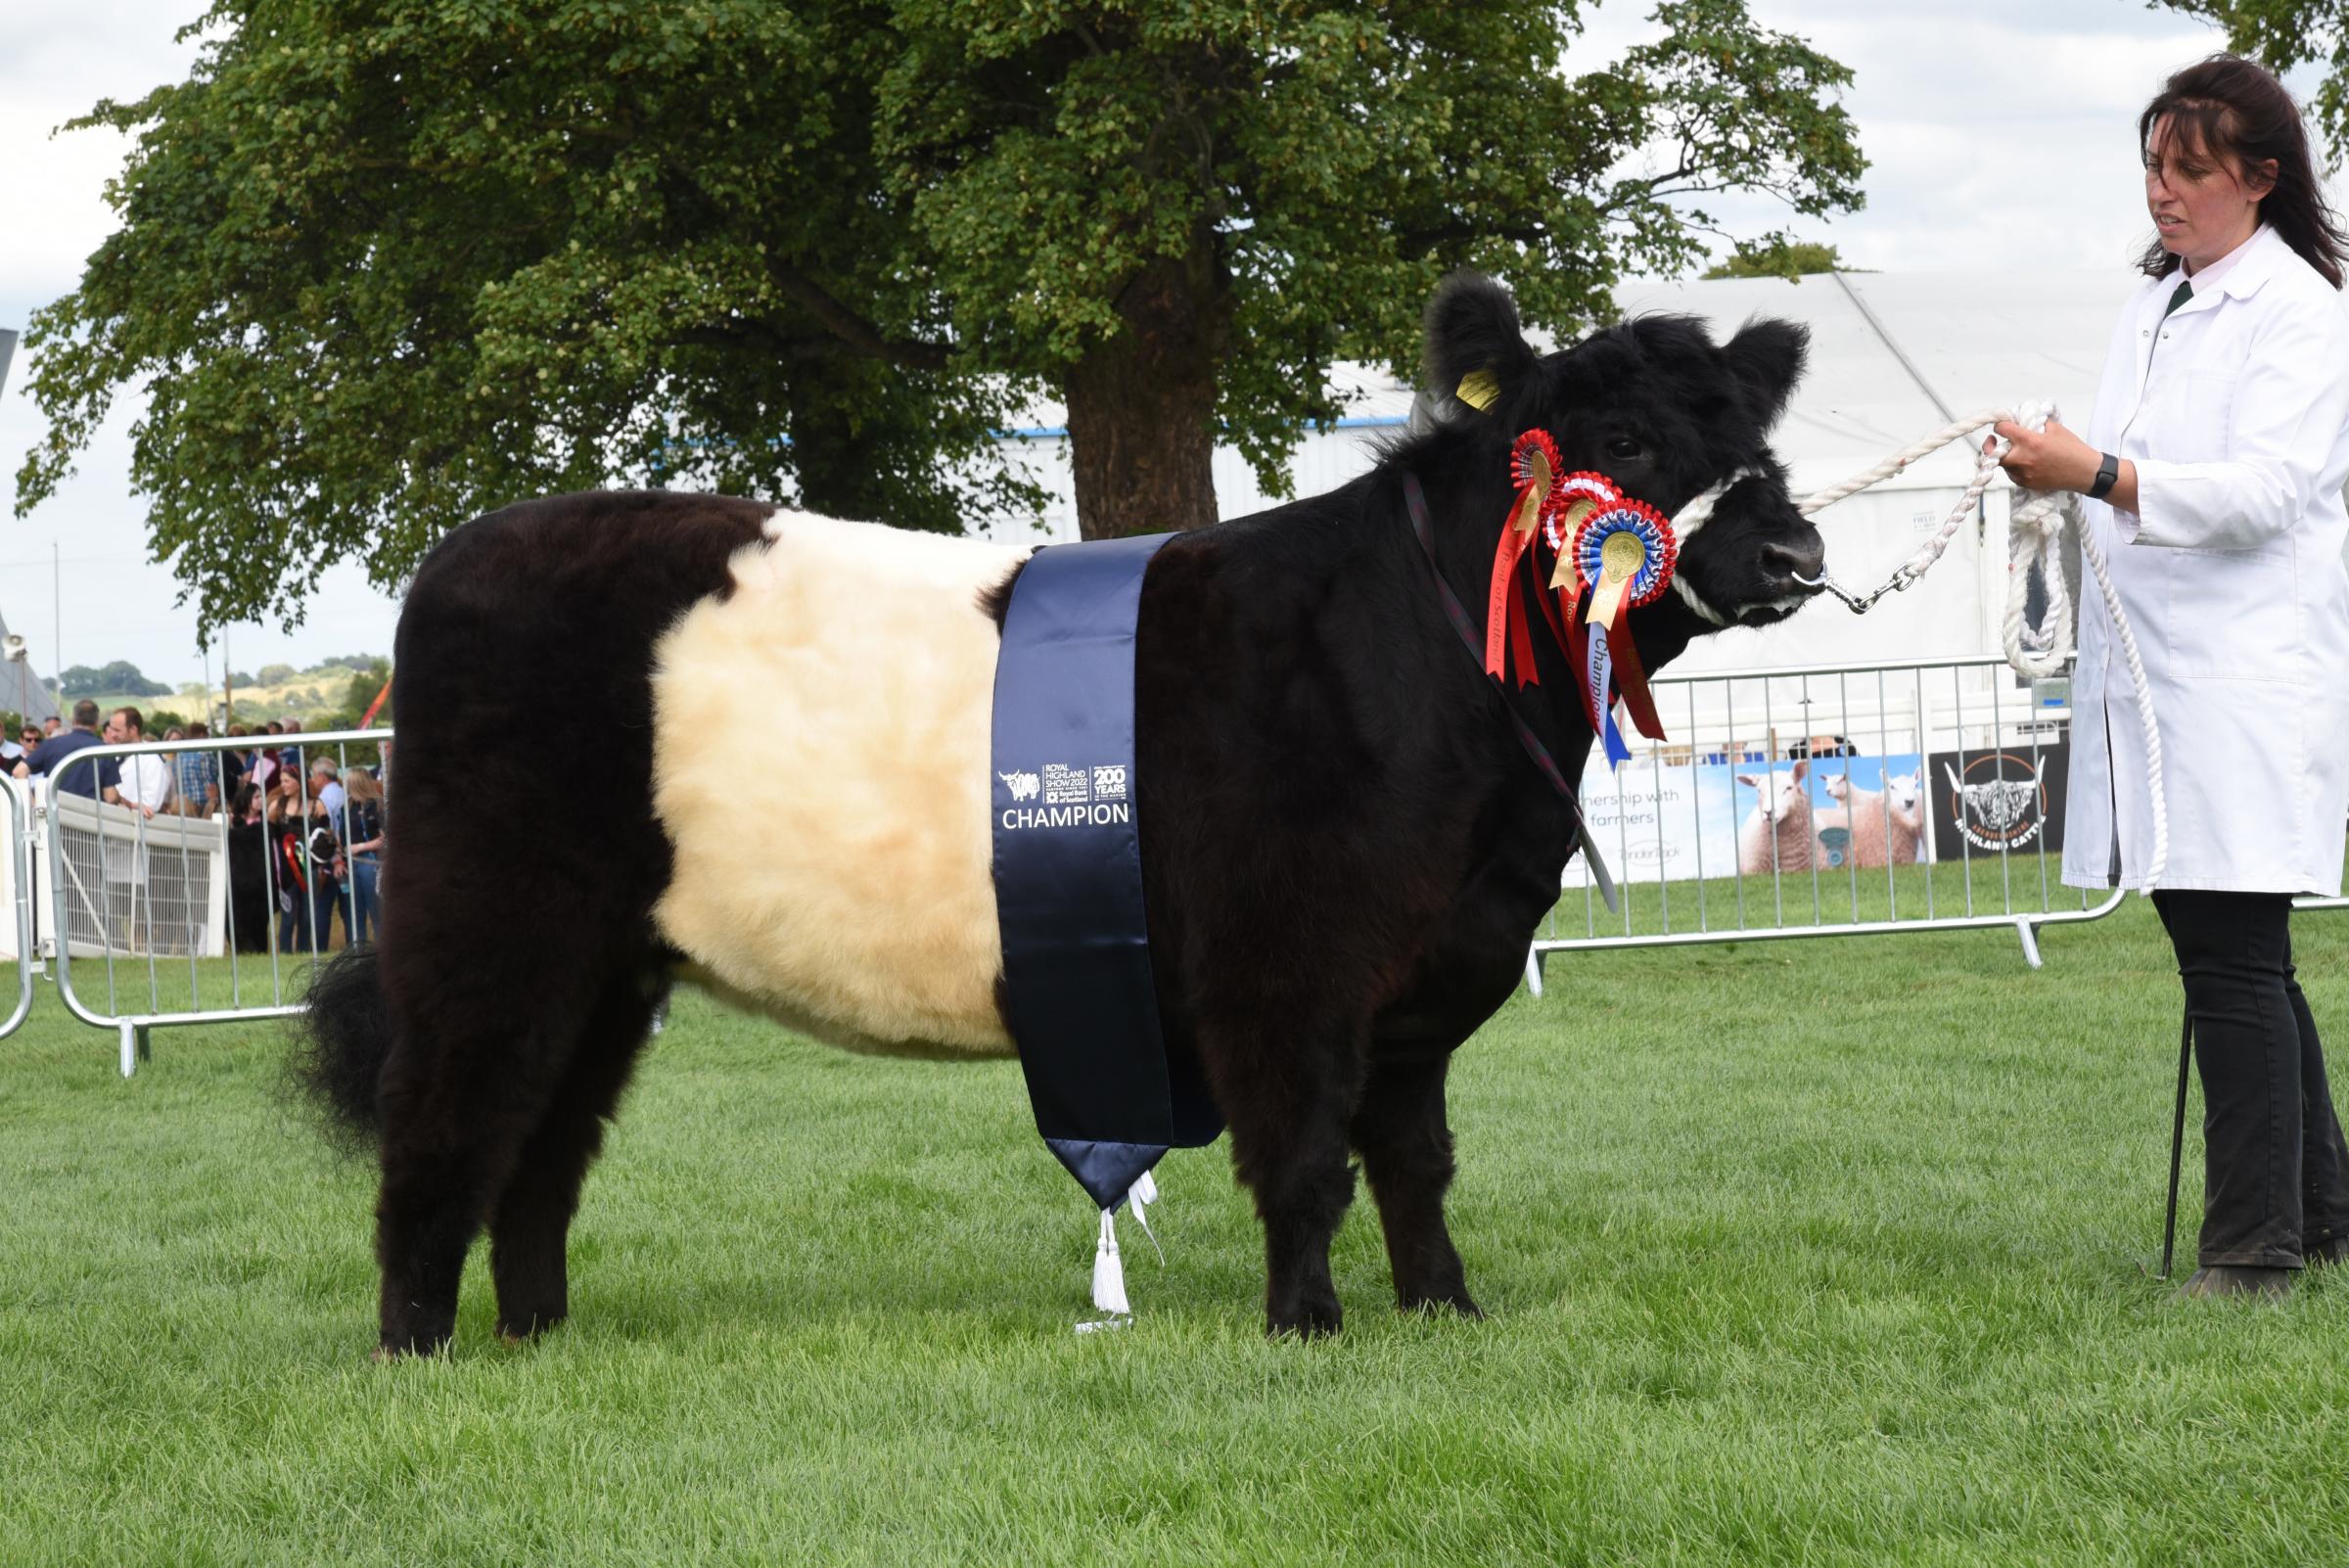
[
  {"x1": 1547, "y1": 498, "x2": 1599, "y2": 588},
  {"x1": 1585, "y1": 530, "x2": 1644, "y2": 627},
  {"x1": 1455, "y1": 369, "x2": 1501, "y2": 411},
  {"x1": 1509, "y1": 445, "x2": 1553, "y2": 537}
]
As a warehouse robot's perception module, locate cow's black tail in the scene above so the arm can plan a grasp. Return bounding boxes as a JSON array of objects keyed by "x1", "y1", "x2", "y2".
[{"x1": 292, "y1": 944, "x2": 392, "y2": 1145}]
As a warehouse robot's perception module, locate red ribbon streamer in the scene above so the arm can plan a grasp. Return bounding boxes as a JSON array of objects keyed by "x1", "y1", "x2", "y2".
[
  {"x1": 1485, "y1": 432, "x2": 1564, "y2": 683},
  {"x1": 1507, "y1": 584, "x2": 1539, "y2": 688},
  {"x1": 1604, "y1": 606, "x2": 1665, "y2": 741},
  {"x1": 1484, "y1": 522, "x2": 1535, "y2": 681}
]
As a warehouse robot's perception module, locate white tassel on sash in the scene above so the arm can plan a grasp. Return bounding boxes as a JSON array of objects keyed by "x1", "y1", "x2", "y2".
[
  {"x1": 1078, "y1": 1172, "x2": 1168, "y2": 1329},
  {"x1": 1090, "y1": 1207, "x2": 1130, "y2": 1315}
]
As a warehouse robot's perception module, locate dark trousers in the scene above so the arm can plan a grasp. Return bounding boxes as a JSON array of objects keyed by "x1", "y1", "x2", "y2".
[
  {"x1": 277, "y1": 888, "x2": 311, "y2": 954},
  {"x1": 345, "y1": 855, "x2": 380, "y2": 945},
  {"x1": 2154, "y1": 889, "x2": 2349, "y2": 1268},
  {"x1": 311, "y1": 881, "x2": 343, "y2": 950}
]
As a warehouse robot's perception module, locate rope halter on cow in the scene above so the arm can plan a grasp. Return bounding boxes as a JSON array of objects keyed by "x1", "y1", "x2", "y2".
[{"x1": 1792, "y1": 403, "x2": 2168, "y2": 891}]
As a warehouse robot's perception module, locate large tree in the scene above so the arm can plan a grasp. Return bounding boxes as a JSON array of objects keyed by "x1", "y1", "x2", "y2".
[{"x1": 17, "y1": 0, "x2": 1863, "y2": 635}]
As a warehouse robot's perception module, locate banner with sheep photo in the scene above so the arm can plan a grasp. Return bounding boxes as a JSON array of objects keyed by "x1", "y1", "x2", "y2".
[{"x1": 1560, "y1": 752, "x2": 1932, "y2": 889}]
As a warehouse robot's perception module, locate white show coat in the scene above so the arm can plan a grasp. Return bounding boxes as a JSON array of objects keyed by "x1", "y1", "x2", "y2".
[{"x1": 2066, "y1": 224, "x2": 2349, "y2": 896}]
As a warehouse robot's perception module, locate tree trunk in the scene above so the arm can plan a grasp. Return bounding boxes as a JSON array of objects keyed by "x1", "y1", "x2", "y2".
[{"x1": 1062, "y1": 249, "x2": 1226, "y2": 539}]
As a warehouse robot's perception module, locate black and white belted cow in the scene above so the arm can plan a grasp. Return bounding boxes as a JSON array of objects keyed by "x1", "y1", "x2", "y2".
[{"x1": 298, "y1": 272, "x2": 1826, "y2": 1355}]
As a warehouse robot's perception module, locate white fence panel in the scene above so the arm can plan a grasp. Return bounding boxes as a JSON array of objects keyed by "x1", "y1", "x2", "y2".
[
  {"x1": 45, "y1": 790, "x2": 227, "y2": 960},
  {"x1": 32, "y1": 728, "x2": 391, "y2": 1074},
  {"x1": 0, "y1": 776, "x2": 31, "y2": 1039}
]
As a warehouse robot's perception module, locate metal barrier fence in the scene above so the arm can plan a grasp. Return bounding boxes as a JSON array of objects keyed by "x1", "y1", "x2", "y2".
[
  {"x1": 2, "y1": 728, "x2": 392, "y2": 1073},
  {"x1": 2, "y1": 776, "x2": 32, "y2": 1042},
  {"x1": 1531, "y1": 653, "x2": 2122, "y2": 986}
]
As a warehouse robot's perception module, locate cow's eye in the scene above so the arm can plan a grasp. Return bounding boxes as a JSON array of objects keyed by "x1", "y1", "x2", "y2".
[{"x1": 1606, "y1": 437, "x2": 1643, "y2": 461}]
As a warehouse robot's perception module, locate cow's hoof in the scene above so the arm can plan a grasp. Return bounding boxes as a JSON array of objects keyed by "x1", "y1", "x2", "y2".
[
  {"x1": 1400, "y1": 1290, "x2": 1483, "y2": 1320},
  {"x1": 1267, "y1": 1299, "x2": 1343, "y2": 1339},
  {"x1": 495, "y1": 1313, "x2": 565, "y2": 1345},
  {"x1": 371, "y1": 1335, "x2": 449, "y2": 1361}
]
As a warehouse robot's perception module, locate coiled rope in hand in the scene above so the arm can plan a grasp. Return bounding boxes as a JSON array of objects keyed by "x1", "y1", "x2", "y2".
[{"x1": 1794, "y1": 402, "x2": 2166, "y2": 889}]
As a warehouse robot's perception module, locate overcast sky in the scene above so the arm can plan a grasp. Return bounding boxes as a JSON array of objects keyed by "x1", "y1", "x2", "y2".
[{"x1": 0, "y1": 0, "x2": 2295, "y2": 694}]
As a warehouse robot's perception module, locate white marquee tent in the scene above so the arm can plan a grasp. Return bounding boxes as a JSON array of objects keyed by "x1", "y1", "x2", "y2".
[
  {"x1": 0, "y1": 602, "x2": 61, "y2": 726},
  {"x1": 1607, "y1": 269, "x2": 2138, "y2": 675}
]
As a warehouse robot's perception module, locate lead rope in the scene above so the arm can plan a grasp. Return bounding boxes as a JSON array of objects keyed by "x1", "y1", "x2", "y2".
[{"x1": 1794, "y1": 402, "x2": 2167, "y2": 891}]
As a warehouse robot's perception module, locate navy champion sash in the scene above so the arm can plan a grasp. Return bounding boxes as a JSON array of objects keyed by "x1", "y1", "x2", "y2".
[{"x1": 990, "y1": 533, "x2": 1223, "y2": 1215}]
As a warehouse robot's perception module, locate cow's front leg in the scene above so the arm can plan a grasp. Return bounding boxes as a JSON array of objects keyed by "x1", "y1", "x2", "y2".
[
  {"x1": 1352, "y1": 1046, "x2": 1480, "y2": 1317},
  {"x1": 1221, "y1": 1023, "x2": 1367, "y2": 1338}
]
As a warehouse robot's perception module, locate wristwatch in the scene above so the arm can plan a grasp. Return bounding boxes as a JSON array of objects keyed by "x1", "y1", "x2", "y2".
[{"x1": 2087, "y1": 451, "x2": 2120, "y2": 501}]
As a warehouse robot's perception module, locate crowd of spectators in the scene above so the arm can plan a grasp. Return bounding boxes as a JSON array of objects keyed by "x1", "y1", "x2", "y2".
[{"x1": 10, "y1": 698, "x2": 390, "y2": 955}]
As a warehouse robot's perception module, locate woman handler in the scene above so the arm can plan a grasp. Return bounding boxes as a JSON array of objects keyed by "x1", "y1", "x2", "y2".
[{"x1": 1997, "y1": 56, "x2": 2349, "y2": 1298}]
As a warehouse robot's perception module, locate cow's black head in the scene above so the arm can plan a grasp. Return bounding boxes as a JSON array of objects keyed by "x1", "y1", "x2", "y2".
[{"x1": 1419, "y1": 271, "x2": 1824, "y2": 630}]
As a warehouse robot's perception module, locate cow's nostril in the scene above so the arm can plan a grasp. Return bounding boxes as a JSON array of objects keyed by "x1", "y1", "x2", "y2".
[{"x1": 1763, "y1": 537, "x2": 1826, "y2": 579}]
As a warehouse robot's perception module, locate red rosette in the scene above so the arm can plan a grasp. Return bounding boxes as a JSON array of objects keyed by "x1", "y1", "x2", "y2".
[
  {"x1": 1510, "y1": 429, "x2": 1563, "y2": 493},
  {"x1": 1542, "y1": 472, "x2": 1625, "y2": 554}
]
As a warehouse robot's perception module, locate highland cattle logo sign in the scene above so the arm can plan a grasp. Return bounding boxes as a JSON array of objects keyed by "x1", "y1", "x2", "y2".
[{"x1": 1928, "y1": 744, "x2": 2068, "y2": 857}]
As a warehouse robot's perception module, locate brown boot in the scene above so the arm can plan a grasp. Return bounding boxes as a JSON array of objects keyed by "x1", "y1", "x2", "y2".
[{"x1": 2175, "y1": 1266, "x2": 2294, "y2": 1300}]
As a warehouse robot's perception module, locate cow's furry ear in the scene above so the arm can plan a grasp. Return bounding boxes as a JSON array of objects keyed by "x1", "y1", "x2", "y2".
[
  {"x1": 1722, "y1": 317, "x2": 1809, "y2": 431},
  {"x1": 1423, "y1": 271, "x2": 1541, "y2": 424}
]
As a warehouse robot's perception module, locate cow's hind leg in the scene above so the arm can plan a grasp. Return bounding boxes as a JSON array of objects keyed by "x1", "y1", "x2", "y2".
[
  {"x1": 1352, "y1": 1048, "x2": 1480, "y2": 1317},
  {"x1": 373, "y1": 934, "x2": 606, "y2": 1357},
  {"x1": 488, "y1": 955, "x2": 668, "y2": 1342},
  {"x1": 1218, "y1": 1020, "x2": 1368, "y2": 1338}
]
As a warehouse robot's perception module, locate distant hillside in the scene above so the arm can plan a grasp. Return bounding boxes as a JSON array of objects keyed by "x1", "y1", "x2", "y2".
[{"x1": 166, "y1": 658, "x2": 392, "y2": 728}]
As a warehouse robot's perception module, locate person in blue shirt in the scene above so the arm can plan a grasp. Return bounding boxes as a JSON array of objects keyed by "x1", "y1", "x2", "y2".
[
  {"x1": 10, "y1": 699, "x2": 120, "y2": 802},
  {"x1": 171, "y1": 720, "x2": 223, "y2": 817}
]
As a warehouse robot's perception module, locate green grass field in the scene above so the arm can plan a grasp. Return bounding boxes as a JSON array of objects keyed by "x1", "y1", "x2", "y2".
[{"x1": 8, "y1": 898, "x2": 2349, "y2": 1566}]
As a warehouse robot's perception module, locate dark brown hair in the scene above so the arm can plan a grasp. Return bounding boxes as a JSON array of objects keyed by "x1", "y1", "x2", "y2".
[{"x1": 2139, "y1": 55, "x2": 2348, "y2": 289}]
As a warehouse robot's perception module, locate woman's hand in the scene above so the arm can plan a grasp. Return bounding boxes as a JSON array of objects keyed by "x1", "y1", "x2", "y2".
[{"x1": 1989, "y1": 418, "x2": 2101, "y2": 493}]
